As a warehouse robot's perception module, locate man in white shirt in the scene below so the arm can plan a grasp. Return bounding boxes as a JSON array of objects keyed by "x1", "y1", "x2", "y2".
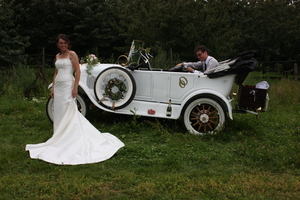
[{"x1": 170, "y1": 45, "x2": 219, "y2": 74}]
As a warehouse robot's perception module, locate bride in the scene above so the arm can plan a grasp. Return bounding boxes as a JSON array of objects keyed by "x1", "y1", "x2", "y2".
[{"x1": 26, "y1": 34, "x2": 125, "y2": 165}]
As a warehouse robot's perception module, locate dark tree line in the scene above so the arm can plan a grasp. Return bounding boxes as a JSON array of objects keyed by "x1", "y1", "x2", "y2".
[{"x1": 0, "y1": 0, "x2": 299, "y2": 70}]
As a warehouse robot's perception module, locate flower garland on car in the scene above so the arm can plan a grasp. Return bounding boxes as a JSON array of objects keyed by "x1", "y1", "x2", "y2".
[
  {"x1": 83, "y1": 54, "x2": 99, "y2": 75},
  {"x1": 104, "y1": 78, "x2": 127, "y2": 101}
]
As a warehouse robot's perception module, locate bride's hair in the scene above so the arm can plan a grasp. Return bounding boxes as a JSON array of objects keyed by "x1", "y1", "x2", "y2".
[{"x1": 56, "y1": 34, "x2": 71, "y2": 53}]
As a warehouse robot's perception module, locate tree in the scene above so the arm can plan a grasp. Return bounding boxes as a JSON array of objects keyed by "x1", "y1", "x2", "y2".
[
  {"x1": 115, "y1": 0, "x2": 208, "y2": 60},
  {"x1": 3, "y1": 0, "x2": 300, "y2": 68},
  {"x1": 0, "y1": 1, "x2": 29, "y2": 67},
  {"x1": 239, "y1": 0, "x2": 300, "y2": 68},
  {"x1": 8, "y1": 0, "x2": 121, "y2": 61}
]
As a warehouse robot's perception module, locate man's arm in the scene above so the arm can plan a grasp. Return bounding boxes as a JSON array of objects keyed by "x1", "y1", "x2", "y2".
[{"x1": 183, "y1": 61, "x2": 204, "y2": 71}]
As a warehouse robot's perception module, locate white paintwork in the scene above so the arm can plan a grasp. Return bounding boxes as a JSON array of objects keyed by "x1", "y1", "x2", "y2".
[{"x1": 69, "y1": 63, "x2": 236, "y2": 120}]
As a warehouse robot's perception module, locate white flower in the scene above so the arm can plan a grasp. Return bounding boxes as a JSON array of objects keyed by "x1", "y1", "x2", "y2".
[{"x1": 85, "y1": 54, "x2": 99, "y2": 76}]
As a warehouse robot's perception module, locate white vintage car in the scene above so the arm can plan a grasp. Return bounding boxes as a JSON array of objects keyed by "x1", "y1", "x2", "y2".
[{"x1": 46, "y1": 41, "x2": 268, "y2": 135}]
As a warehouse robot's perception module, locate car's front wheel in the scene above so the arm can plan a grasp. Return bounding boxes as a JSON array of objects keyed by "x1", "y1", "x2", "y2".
[
  {"x1": 46, "y1": 93, "x2": 89, "y2": 123},
  {"x1": 183, "y1": 97, "x2": 226, "y2": 135}
]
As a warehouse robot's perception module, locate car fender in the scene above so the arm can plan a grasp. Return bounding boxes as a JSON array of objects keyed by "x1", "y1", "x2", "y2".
[{"x1": 180, "y1": 89, "x2": 233, "y2": 120}]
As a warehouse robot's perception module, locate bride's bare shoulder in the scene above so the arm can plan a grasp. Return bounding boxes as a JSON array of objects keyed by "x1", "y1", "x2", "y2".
[{"x1": 69, "y1": 50, "x2": 78, "y2": 59}]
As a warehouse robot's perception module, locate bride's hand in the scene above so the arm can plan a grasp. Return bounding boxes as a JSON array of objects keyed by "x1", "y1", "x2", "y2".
[
  {"x1": 51, "y1": 90, "x2": 54, "y2": 98},
  {"x1": 72, "y1": 89, "x2": 78, "y2": 98}
]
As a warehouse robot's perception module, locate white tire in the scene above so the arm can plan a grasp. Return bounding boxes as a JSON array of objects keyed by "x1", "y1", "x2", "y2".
[
  {"x1": 46, "y1": 93, "x2": 89, "y2": 122},
  {"x1": 94, "y1": 67, "x2": 136, "y2": 109},
  {"x1": 183, "y1": 97, "x2": 226, "y2": 135}
]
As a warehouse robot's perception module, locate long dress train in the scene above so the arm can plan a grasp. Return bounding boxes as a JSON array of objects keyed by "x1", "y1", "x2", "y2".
[{"x1": 25, "y1": 58, "x2": 124, "y2": 165}]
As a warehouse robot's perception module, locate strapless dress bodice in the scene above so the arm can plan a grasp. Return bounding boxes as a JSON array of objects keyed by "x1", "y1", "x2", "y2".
[{"x1": 55, "y1": 59, "x2": 74, "y2": 82}]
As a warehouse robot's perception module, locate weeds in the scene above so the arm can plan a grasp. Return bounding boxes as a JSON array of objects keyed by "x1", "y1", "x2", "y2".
[{"x1": 129, "y1": 107, "x2": 141, "y2": 129}]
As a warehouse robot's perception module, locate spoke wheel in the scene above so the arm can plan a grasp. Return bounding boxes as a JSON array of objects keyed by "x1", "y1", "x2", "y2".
[
  {"x1": 46, "y1": 93, "x2": 89, "y2": 123},
  {"x1": 183, "y1": 98, "x2": 226, "y2": 135}
]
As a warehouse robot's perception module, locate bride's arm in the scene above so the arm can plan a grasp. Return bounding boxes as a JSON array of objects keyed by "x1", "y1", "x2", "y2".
[
  {"x1": 51, "y1": 56, "x2": 59, "y2": 98},
  {"x1": 70, "y1": 51, "x2": 81, "y2": 98}
]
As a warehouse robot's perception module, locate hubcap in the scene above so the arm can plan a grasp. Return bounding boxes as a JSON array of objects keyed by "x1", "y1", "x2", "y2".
[{"x1": 200, "y1": 113, "x2": 209, "y2": 123}]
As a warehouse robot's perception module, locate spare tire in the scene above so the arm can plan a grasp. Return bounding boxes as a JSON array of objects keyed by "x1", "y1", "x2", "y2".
[{"x1": 94, "y1": 67, "x2": 136, "y2": 110}]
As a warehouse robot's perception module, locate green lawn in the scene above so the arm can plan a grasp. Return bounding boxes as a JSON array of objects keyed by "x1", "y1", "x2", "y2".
[{"x1": 0, "y1": 72, "x2": 300, "y2": 199}]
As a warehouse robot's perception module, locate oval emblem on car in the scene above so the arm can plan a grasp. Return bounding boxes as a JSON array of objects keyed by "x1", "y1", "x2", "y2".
[{"x1": 179, "y1": 76, "x2": 188, "y2": 88}]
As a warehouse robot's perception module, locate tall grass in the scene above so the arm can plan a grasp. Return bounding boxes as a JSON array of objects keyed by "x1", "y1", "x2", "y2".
[
  {"x1": 1, "y1": 66, "x2": 53, "y2": 98},
  {"x1": 1, "y1": 68, "x2": 300, "y2": 199}
]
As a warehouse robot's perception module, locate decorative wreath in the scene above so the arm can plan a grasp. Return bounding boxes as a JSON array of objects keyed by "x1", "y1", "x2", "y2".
[{"x1": 103, "y1": 78, "x2": 127, "y2": 101}]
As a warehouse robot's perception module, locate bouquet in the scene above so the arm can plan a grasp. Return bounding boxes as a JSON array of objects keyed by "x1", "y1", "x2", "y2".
[{"x1": 84, "y1": 54, "x2": 99, "y2": 75}]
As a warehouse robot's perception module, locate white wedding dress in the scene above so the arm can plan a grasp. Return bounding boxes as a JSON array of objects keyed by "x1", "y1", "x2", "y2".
[{"x1": 26, "y1": 57, "x2": 124, "y2": 165}]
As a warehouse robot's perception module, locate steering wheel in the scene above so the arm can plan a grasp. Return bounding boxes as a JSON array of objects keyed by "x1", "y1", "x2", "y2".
[{"x1": 127, "y1": 52, "x2": 153, "y2": 71}]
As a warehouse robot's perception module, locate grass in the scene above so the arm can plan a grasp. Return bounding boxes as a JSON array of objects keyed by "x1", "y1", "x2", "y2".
[{"x1": 1, "y1": 71, "x2": 300, "y2": 199}]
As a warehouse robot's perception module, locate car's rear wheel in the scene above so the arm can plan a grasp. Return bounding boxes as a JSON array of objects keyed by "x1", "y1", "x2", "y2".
[
  {"x1": 94, "y1": 67, "x2": 136, "y2": 110},
  {"x1": 183, "y1": 98, "x2": 226, "y2": 135},
  {"x1": 46, "y1": 93, "x2": 89, "y2": 123}
]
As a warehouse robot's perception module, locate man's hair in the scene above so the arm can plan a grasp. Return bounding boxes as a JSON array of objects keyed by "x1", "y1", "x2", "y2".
[{"x1": 194, "y1": 45, "x2": 209, "y2": 54}]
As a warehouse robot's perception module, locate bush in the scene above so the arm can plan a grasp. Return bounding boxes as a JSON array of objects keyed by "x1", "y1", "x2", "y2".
[{"x1": 1, "y1": 65, "x2": 53, "y2": 98}]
